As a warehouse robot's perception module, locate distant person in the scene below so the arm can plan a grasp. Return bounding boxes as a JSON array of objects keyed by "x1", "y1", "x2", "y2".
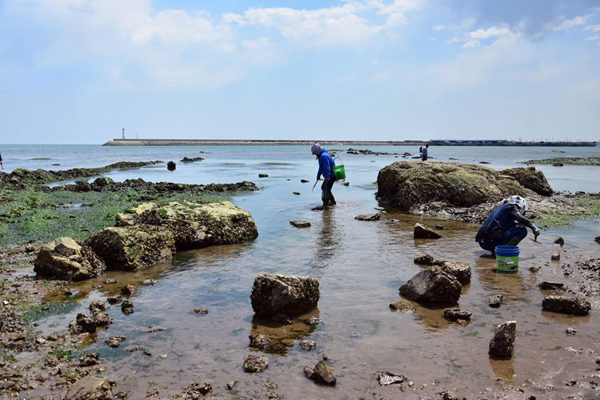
[
  {"x1": 475, "y1": 195, "x2": 540, "y2": 255},
  {"x1": 421, "y1": 144, "x2": 429, "y2": 161},
  {"x1": 0, "y1": 152, "x2": 3, "y2": 169},
  {"x1": 311, "y1": 143, "x2": 337, "y2": 208},
  {"x1": 418, "y1": 146, "x2": 423, "y2": 158}
]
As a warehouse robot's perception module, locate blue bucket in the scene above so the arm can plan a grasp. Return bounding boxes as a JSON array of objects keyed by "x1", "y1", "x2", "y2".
[{"x1": 495, "y1": 245, "x2": 520, "y2": 273}]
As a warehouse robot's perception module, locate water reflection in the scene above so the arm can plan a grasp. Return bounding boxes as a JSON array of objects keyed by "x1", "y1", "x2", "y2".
[
  {"x1": 489, "y1": 357, "x2": 515, "y2": 380},
  {"x1": 249, "y1": 308, "x2": 320, "y2": 354},
  {"x1": 311, "y1": 209, "x2": 341, "y2": 268},
  {"x1": 474, "y1": 257, "x2": 528, "y2": 301}
]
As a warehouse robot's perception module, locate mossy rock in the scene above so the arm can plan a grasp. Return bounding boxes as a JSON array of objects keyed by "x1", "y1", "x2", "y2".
[
  {"x1": 501, "y1": 166, "x2": 553, "y2": 196},
  {"x1": 116, "y1": 200, "x2": 258, "y2": 250},
  {"x1": 85, "y1": 226, "x2": 175, "y2": 271},
  {"x1": 376, "y1": 161, "x2": 530, "y2": 211},
  {"x1": 34, "y1": 237, "x2": 105, "y2": 281}
]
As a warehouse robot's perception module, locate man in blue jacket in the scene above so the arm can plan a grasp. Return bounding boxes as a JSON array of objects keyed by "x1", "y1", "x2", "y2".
[
  {"x1": 476, "y1": 195, "x2": 541, "y2": 255},
  {"x1": 311, "y1": 143, "x2": 336, "y2": 207}
]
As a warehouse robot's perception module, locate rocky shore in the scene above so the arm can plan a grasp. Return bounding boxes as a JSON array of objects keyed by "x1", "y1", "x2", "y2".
[{"x1": 376, "y1": 161, "x2": 600, "y2": 226}]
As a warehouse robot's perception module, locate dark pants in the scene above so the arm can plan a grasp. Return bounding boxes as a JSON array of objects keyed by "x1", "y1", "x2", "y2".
[
  {"x1": 321, "y1": 178, "x2": 336, "y2": 206},
  {"x1": 478, "y1": 226, "x2": 527, "y2": 252}
]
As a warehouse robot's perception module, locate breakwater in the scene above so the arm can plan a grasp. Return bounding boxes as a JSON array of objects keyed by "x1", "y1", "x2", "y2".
[{"x1": 103, "y1": 139, "x2": 597, "y2": 147}]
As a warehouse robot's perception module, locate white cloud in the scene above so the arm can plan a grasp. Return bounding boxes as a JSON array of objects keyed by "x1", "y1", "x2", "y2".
[
  {"x1": 551, "y1": 15, "x2": 589, "y2": 31},
  {"x1": 584, "y1": 24, "x2": 600, "y2": 32},
  {"x1": 586, "y1": 35, "x2": 599, "y2": 41},
  {"x1": 462, "y1": 40, "x2": 480, "y2": 48},
  {"x1": 467, "y1": 26, "x2": 511, "y2": 40}
]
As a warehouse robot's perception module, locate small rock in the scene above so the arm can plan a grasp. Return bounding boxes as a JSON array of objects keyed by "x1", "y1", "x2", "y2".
[
  {"x1": 258, "y1": 173, "x2": 268, "y2": 178},
  {"x1": 551, "y1": 252, "x2": 560, "y2": 261},
  {"x1": 443, "y1": 308, "x2": 472, "y2": 322},
  {"x1": 595, "y1": 236, "x2": 600, "y2": 244},
  {"x1": 121, "y1": 300, "x2": 134, "y2": 315},
  {"x1": 121, "y1": 285, "x2": 136, "y2": 296},
  {"x1": 107, "y1": 295, "x2": 122, "y2": 305},
  {"x1": 301, "y1": 179, "x2": 309, "y2": 183},
  {"x1": 89, "y1": 300, "x2": 106, "y2": 312},
  {"x1": 439, "y1": 261, "x2": 471, "y2": 285},
  {"x1": 292, "y1": 192, "x2": 300, "y2": 195},
  {"x1": 388, "y1": 299, "x2": 415, "y2": 313},
  {"x1": 103, "y1": 279, "x2": 117, "y2": 284},
  {"x1": 193, "y1": 308, "x2": 208, "y2": 314},
  {"x1": 183, "y1": 382, "x2": 212, "y2": 396},
  {"x1": 306, "y1": 361, "x2": 336, "y2": 386},
  {"x1": 145, "y1": 326, "x2": 166, "y2": 333},
  {"x1": 249, "y1": 334, "x2": 272, "y2": 350},
  {"x1": 376, "y1": 371, "x2": 406, "y2": 386},
  {"x1": 290, "y1": 220, "x2": 311, "y2": 228},
  {"x1": 76, "y1": 313, "x2": 97, "y2": 333},
  {"x1": 25, "y1": 243, "x2": 35, "y2": 253},
  {"x1": 65, "y1": 376, "x2": 113, "y2": 400},
  {"x1": 565, "y1": 379, "x2": 576, "y2": 387},
  {"x1": 539, "y1": 282, "x2": 565, "y2": 290},
  {"x1": 342, "y1": 181, "x2": 350, "y2": 186},
  {"x1": 78, "y1": 353, "x2": 99, "y2": 367},
  {"x1": 299, "y1": 340, "x2": 316, "y2": 351},
  {"x1": 435, "y1": 225, "x2": 445, "y2": 230},
  {"x1": 399, "y1": 267, "x2": 461, "y2": 305},
  {"x1": 93, "y1": 311, "x2": 111, "y2": 327},
  {"x1": 105, "y1": 335, "x2": 126, "y2": 348},
  {"x1": 489, "y1": 295, "x2": 503, "y2": 308},
  {"x1": 355, "y1": 213, "x2": 381, "y2": 221},
  {"x1": 142, "y1": 279, "x2": 156, "y2": 285},
  {"x1": 167, "y1": 161, "x2": 176, "y2": 171},
  {"x1": 302, "y1": 316, "x2": 321, "y2": 326},
  {"x1": 244, "y1": 354, "x2": 269, "y2": 373},
  {"x1": 413, "y1": 223, "x2": 442, "y2": 239},
  {"x1": 554, "y1": 237, "x2": 564, "y2": 246},
  {"x1": 529, "y1": 265, "x2": 541, "y2": 273},
  {"x1": 489, "y1": 321, "x2": 516, "y2": 359},
  {"x1": 226, "y1": 381, "x2": 237, "y2": 390},
  {"x1": 565, "y1": 327, "x2": 577, "y2": 336},
  {"x1": 542, "y1": 296, "x2": 590, "y2": 315}
]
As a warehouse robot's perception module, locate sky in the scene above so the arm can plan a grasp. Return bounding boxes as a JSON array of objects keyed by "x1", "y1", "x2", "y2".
[{"x1": 0, "y1": 0, "x2": 599, "y2": 144}]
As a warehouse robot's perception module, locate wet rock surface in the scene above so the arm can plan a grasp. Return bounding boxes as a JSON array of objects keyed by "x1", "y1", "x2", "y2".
[
  {"x1": 34, "y1": 237, "x2": 105, "y2": 281},
  {"x1": 443, "y1": 308, "x2": 472, "y2": 322},
  {"x1": 180, "y1": 156, "x2": 204, "y2": 163},
  {"x1": 522, "y1": 156, "x2": 600, "y2": 166},
  {"x1": 65, "y1": 376, "x2": 113, "y2": 400},
  {"x1": 86, "y1": 226, "x2": 175, "y2": 271},
  {"x1": 250, "y1": 273, "x2": 320, "y2": 319},
  {"x1": 400, "y1": 267, "x2": 461, "y2": 305},
  {"x1": 539, "y1": 282, "x2": 565, "y2": 291},
  {"x1": 290, "y1": 220, "x2": 311, "y2": 228},
  {"x1": 489, "y1": 321, "x2": 516, "y2": 359},
  {"x1": 304, "y1": 361, "x2": 336, "y2": 386},
  {"x1": 542, "y1": 296, "x2": 591, "y2": 315},
  {"x1": 167, "y1": 161, "x2": 176, "y2": 171},
  {"x1": 355, "y1": 213, "x2": 381, "y2": 221},
  {"x1": 249, "y1": 333, "x2": 273, "y2": 350},
  {"x1": 413, "y1": 254, "x2": 444, "y2": 266},
  {"x1": 489, "y1": 295, "x2": 503, "y2": 308},
  {"x1": 414, "y1": 223, "x2": 442, "y2": 239},
  {"x1": 299, "y1": 340, "x2": 316, "y2": 351},
  {"x1": 244, "y1": 354, "x2": 269, "y2": 373}
]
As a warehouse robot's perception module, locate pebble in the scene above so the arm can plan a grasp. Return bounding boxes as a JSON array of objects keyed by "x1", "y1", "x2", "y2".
[
  {"x1": 566, "y1": 327, "x2": 577, "y2": 336},
  {"x1": 193, "y1": 308, "x2": 209, "y2": 314},
  {"x1": 121, "y1": 285, "x2": 136, "y2": 296},
  {"x1": 551, "y1": 252, "x2": 560, "y2": 260}
]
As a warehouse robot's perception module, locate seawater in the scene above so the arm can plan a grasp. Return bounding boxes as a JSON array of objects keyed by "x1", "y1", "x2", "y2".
[{"x1": 5, "y1": 144, "x2": 600, "y2": 399}]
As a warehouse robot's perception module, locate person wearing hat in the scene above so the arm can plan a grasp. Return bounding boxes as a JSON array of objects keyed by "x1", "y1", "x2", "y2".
[
  {"x1": 311, "y1": 143, "x2": 336, "y2": 207},
  {"x1": 475, "y1": 195, "x2": 541, "y2": 255}
]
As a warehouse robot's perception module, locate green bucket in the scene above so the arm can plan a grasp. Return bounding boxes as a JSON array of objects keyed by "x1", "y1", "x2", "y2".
[
  {"x1": 333, "y1": 157, "x2": 346, "y2": 180},
  {"x1": 495, "y1": 245, "x2": 519, "y2": 273}
]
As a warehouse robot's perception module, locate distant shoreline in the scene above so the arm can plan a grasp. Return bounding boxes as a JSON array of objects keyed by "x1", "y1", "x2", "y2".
[{"x1": 103, "y1": 138, "x2": 598, "y2": 147}]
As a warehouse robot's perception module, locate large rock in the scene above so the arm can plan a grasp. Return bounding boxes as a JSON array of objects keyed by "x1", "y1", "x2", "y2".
[
  {"x1": 250, "y1": 273, "x2": 320, "y2": 319},
  {"x1": 501, "y1": 167, "x2": 553, "y2": 196},
  {"x1": 85, "y1": 226, "x2": 175, "y2": 271},
  {"x1": 489, "y1": 321, "x2": 516, "y2": 359},
  {"x1": 64, "y1": 375, "x2": 113, "y2": 400},
  {"x1": 542, "y1": 296, "x2": 591, "y2": 316},
  {"x1": 399, "y1": 267, "x2": 461, "y2": 305},
  {"x1": 116, "y1": 201, "x2": 258, "y2": 250},
  {"x1": 376, "y1": 161, "x2": 527, "y2": 211},
  {"x1": 304, "y1": 361, "x2": 336, "y2": 386},
  {"x1": 414, "y1": 223, "x2": 442, "y2": 239},
  {"x1": 34, "y1": 237, "x2": 105, "y2": 281}
]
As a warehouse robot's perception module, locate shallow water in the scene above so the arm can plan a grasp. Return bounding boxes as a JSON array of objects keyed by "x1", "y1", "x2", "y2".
[{"x1": 7, "y1": 144, "x2": 600, "y2": 398}]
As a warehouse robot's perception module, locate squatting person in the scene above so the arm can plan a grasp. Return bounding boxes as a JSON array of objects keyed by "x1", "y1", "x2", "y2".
[
  {"x1": 311, "y1": 143, "x2": 336, "y2": 207},
  {"x1": 475, "y1": 195, "x2": 541, "y2": 255}
]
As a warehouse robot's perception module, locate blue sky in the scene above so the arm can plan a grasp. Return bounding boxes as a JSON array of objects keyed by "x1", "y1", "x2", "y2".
[{"x1": 0, "y1": 0, "x2": 599, "y2": 143}]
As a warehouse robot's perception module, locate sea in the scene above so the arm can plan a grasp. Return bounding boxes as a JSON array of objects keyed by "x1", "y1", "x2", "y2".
[{"x1": 3, "y1": 143, "x2": 600, "y2": 399}]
